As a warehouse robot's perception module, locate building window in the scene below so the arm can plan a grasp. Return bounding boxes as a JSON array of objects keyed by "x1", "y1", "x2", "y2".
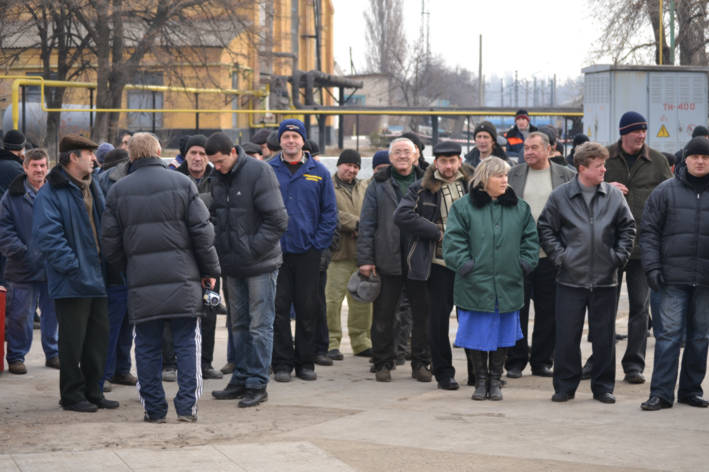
[{"x1": 126, "y1": 72, "x2": 163, "y2": 130}]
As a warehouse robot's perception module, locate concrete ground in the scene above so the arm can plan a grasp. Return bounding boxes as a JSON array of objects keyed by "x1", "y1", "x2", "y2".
[{"x1": 1, "y1": 296, "x2": 708, "y2": 471}]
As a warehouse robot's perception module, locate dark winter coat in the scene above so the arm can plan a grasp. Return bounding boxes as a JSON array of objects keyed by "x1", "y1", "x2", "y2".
[
  {"x1": 505, "y1": 123, "x2": 538, "y2": 157},
  {"x1": 463, "y1": 146, "x2": 511, "y2": 168},
  {"x1": 0, "y1": 149, "x2": 24, "y2": 197},
  {"x1": 210, "y1": 150, "x2": 288, "y2": 278},
  {"x1": 33, "y1": 166, "x2": 107, "y2": 299},
  {"x1": 605, "y1": 141, "x2": 672, "y2": 258},
  {"x1": 393, "y1": 164, "x2": 473, "y2": 281},
  {"x1": 443, "y1": 187, "x2": 539, "y2": 313},
  {"x1": 538, "y1": 178, "x2": 636, "y2": 289},
  {"x1": 0, "y1": 175, "x2": 45, "y2": 282},
  {"x1": 176, "y1": 160, "x2": 214, "y2": 208},
  {"x1": 97, "y1": 160, "x2": 130, "y2": 197},
  {"x1": 101, "y1": 157, "x2": 220, "y2": 324},
  {"x1": 639, "y1": 168, "x2": 709, "y2": 287},
  {"x1": 357, "y1": 165, "x2": 425, "y2": 276},
  {"x1": 269, "y1": 153, "x2": 338, "y2": 254}
]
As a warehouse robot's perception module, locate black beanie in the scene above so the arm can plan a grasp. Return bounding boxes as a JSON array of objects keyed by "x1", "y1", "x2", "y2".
[
  {"x1": 3, "y1": 129, "x2": 26, "y2": 151},
  {"x1": 337, "y1": 149, "x2": 361, "y2": 167},
  {"x1": 401, "y1": 132, "x2": 425, "y2": 153},
  {"x1": 178, "y1": 135, "x2": 190, "y2": 156},
  {"x1": 184, "y1": 134, "x2": 207, "y2": 153},
  {"x1": 692, "y1": 126, "x2": 709, "y2": 139},
  {"x1": 685, "y1": 137, "x2": 709, "y2": 157},
  {"x1": 474, "y1": 121, "x2": 497, "y2": 141}
]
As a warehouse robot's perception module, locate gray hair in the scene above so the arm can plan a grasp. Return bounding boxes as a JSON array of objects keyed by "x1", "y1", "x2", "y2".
[
  {"x1": 388, "y1": 137, "x2": 415, "y2": 154},
  {"x1": 526, "y1": 131, "x2": 550, "y2": 147},
  {"x1": 471, "y1": 156, "x2": 511, "y2": 189}
]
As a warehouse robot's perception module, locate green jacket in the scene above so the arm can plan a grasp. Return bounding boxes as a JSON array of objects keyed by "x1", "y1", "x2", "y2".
[
  {"x1": 443, "y1": 187, "x2": 539, "y2": 313},
  {"x1": 331, "y1": 175, "x2": 367, "y2": 262},
  {"x1": 605, "y1": 141, "x2": 672, "y2": 258}
]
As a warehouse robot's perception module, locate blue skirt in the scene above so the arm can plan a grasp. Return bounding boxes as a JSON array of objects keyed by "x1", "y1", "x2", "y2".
[{"x1": 455, "y1": 307, "x2": 523, "y2": 351}]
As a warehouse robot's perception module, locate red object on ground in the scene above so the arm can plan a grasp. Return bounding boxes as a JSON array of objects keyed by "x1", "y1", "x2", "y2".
[{"x1": 0, "y1": 290, "x2": 5, "y2": 372}]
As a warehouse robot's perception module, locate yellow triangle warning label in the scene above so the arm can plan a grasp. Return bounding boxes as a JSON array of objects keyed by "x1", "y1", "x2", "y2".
[{"x1": 657, "y1": 125, "x2": 670, "y2": 138}]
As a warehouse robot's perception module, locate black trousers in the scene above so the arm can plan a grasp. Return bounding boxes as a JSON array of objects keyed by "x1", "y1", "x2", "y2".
[
  {"x1": 314, "y1": 269, "x2": 330, "y2": 355},
  {"x1": 427, "y1": 264, "x2": 456, "y2": 381},
  {"x1": 273, "y1": 249, "x2": 321, "y2": 372},
  {"x1": 372, "y1": 273, "x2": 430, "y2": 370},
  {"x1": 553, "y1": 284, "x2": 616, "y2": 396},
  {"x1": 54, "y1": 297, "x2": 109, "y2": 405},
  {"x1": 618, "y1": 258, "x2": 649, "y2": 374},
  {"x1": 507, "y1": 257, "x2": 557, "y2": 372}
]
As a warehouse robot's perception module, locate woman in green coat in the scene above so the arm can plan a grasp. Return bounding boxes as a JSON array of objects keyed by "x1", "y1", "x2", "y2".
[{"x1": 443, "y1": 157, "x2": 539, "y2": 401}]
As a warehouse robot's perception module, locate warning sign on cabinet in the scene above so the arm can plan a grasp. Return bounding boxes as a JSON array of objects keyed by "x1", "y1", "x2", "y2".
[{"x1": 657, "y1": 125, "x2": 670, "y2": 138}]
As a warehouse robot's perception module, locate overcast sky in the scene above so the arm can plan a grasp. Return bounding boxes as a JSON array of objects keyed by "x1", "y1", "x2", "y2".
[{"x1": 332, "y1": 0, "x2": 605, "y2": 81}]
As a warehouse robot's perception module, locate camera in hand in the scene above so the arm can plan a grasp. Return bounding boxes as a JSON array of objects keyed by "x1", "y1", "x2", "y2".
[{"x1": 203, "y1": 289, "x2": 221, "y2": 307}]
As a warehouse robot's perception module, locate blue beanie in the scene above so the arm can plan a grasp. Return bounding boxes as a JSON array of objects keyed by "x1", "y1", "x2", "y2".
[
  {"x1": 278, "y1": 119, "x2": 307, "y2": 142},
  {"x1": 619, "y1": 111, "x2": 647, "y2": 135},
  {"x1": 96, "y1": 142, "x2": 114, "y2": 163},
  {"x1": 372, "y1": 150, "x2": 390, "y2": 169}
]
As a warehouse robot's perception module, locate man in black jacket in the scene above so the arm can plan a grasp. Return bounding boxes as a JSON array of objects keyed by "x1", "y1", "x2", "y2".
[
  {"x1": 102, "y1": 132, "x2": 220, "y2": 423},
  {"x1": 640, "y1": 137, "x2": 709, "y2": 411},
  {"x1": 206, "y1": 133, "x2": 288, "y2": 408},
  {"x1": 358, "y1": 137, "x2": 429, "y2": 383},
  {"x1": 539, "y1": 142, "x2": 636, "y2": 404},
  {"x1": 394, "y1": 141, "x2": 472, "y2": 390}
]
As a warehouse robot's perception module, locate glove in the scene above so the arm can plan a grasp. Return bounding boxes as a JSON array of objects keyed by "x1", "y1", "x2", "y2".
[
  {"x1": 646, "y1": 269, "x2": 664, "y2": 292},
  {"x1": 458, "y1": 259, "x2": 474, "y2": 276}
]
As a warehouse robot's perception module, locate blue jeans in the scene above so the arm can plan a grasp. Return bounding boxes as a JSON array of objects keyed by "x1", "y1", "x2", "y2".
[
  {"x1": 102, "y1": 285, "x2": 132, "y2": 383},
  {"x1": 134, "y1": 317, "x2": 202, "y2": 419},
  {"x1": 226, "y1": 270, "x2": 277, "y2": 390},
  {"x1": 650, "y1": 285, "x2": 709, "y2": 403},
  {"x1": 5, "y1": 281, "x2": 58, "y2": 362}
]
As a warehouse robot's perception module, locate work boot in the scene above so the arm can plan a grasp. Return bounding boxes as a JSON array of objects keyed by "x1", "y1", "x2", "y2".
[
  {"x1": 465, "y1": 349, "x2": 476, "y2": 386},
  {"x1": 8, "y1": 361, "x2": 27, "y2": 375},
  {"x1": 470, "y1": 350, "x2": 488, "y2": 401},
  {"x1": 488, "y1": 348, "x2": 506, "y2": 401},
  {"x1": 220, "y1": 362, "x2": 236, "y2": 374},
  {"x1": 411, "y1": 364, "x2": 432, "y2": 382},
  {"x1": 238, "y1": 388, "x2": 268, "y2": 408}
]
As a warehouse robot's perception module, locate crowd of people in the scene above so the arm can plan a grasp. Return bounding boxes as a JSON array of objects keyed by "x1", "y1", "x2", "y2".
[{"x1": 1, "y1": 109, "x2": 708, "y2": 422}]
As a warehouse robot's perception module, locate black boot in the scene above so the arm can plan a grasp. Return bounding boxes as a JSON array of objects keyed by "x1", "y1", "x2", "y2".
[
  {"x1": 488, "y1": 348, "x2": 505, "y2": 401},
  {"x1": 471, "y1": 350, "x2": 489, "y2": 401},
  {"x1": 465, "y1": 349, "x2": 476, "y2": 386}
]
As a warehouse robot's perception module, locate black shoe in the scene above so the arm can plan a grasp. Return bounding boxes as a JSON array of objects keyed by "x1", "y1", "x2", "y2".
[
  {"x1": 678, "y1": 395, "x2": 709, "y2": 408},
  {"x1": 531, "y1": 366, "x2": 553, "y2": 377},
  {"x1": 91, "y1": 397, "x2": 120, "y2": 409},
  {"x1": 641, "y1": 395, "x2": 673, "y2": 411},
  {"x1": 437, "y1": 377, "x2": 460, "y2": 391},
  {"x1": 274, "y1": 370, "x2": 292, "y2": 382},
  {"x1": 212, "y1": 383, "x2": 247, "y2": 400},
  {"x1": 615, "y1": 333, "x2": 628, "y2": 340},
  {"x1": 551, "y1": 391, "x2": 575, "y2": 402},
  {"x1": 354, "y1": 348, "x2": 373, "y2": 357},
  {"x1": 62, "y1": 400, "x2": 98, "y2": 413},
  {"x1": 162, "y1": 367, "x2": 177, "y2": 382},
  {"x1": 314, "y1": 354, "x2": 333, "y2": 366},
  {"x1": 581, "y1": 361, "x2": 592, "y2": 380},
  {"x1": 295, "y1": 368, "x2": 317, "y2": 381},
  {"x1": 238, "y1": 389, "x2": 268, "y2": 408},
  {"x1": 395, "y1": 357, "x2": 405, "y2": 366},
  {"x1": 327, "y1": 349, "x2": 344, "y2": 361},
  {"x1": 202, "y1": 364, "x2": 224, "y2": 379},
  {"x1": 144, "y1": 414, "x2": 167, "y2": 424},
  {"x1": 506, "y1": 368, "x2": 522, "y2": 379},
  {"x1": 593, "y1": 392, "x2": 616, "y2": 404},
  {"x1": 110, "y1": 372, "x2": 137, "y2": 385},
  {"x1": 624, "y1": 371, "x2": 646, "y2": 384},
  {"x1": 45, "y1": 357, "x2": 60, "y2": 369}
]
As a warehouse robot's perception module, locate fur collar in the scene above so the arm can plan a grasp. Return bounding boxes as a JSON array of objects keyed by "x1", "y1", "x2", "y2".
[
  {"x1": 7, "y1": 173, "x2": 28, "y2": 196},
  {"x1": 421, "y1": 163, "x2": 474, "y2": 193},
  {"x1": 470, "y1": 186, "x2": 518, "y2": 208},
  {"x1": 47, "y1": 165, "x2": 71, "y2": 189},
  {"x1": 373, "y1": 165, "x2": 425, "y2": 183}
]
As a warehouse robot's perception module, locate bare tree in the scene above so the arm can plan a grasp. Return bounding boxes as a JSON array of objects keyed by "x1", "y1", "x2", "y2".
[
  {"x1": 364, "y1": 0, "x2": 407, "y2": 76},
  {"x1": 591, "y1": 0, "x2": 707, "y2": 66},
  {"x1": 0, "y1": 1, "x2": 92, "y2": 157}
]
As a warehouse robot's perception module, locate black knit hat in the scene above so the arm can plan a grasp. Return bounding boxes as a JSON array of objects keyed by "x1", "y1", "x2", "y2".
[
  {"x1": 251, "y1": 129, "x2": 271, "y2": 145},
  {"x1": 305, "y1": 139, "x2": 320, "y2": 157},
  {"x1": 3, "y1": 129, "x2": 26, "y2": 151},
  {"x1": 685, "y1": 136, "x2": 709, "y2": 157},
  {"x1": 474, "y1": 121, "x2": 497, "y2": 140},
  {"x1": 619, "y1": 111, "x2": 647, "y2": 135},
  {"x1": 515, "y1": 109, "x2": 530, "y2": 121},
  {"x1": 539, "y1": 125, "x2": 558, "y2": 146},
  {"x1": 241, "y1": 142, "x2": 262, "y2": 156},
  {"x1": 337, "y1": 149, "x2": 361, "y2": 167},
  {"x1": 401, "y1": 132, "x2": 425, "y2": 153},
  {"x1": 692, "y1": 126, "x2": 709, "y2": 138},
  {"x1": 102, "y1": 149, "x2": 129, "y2": 170},
  {"x1": 572, "y1": 134, "x2": 590, "y2": 147},
  {"x1": 184, "y1": 134, "x2": 207, "y2": 153}
]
